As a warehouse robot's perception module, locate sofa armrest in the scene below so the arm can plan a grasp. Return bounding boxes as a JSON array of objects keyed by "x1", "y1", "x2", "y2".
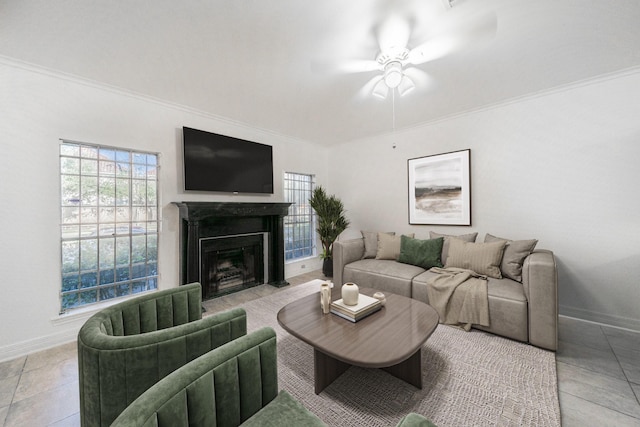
[
  {"x1": 332, "y1": 238, "x2": 365, "y2": 286},
  {"x1": 522, "y1": 250, "x2": 558, "y2": 351}
]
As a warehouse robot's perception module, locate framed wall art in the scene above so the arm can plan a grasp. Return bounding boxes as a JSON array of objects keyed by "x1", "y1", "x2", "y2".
[{"x1": 408, "y1": 149, "x2": 471, "y2": 225}]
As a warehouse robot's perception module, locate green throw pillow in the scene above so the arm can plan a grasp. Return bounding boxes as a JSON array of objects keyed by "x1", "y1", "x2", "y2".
[{"x1": 398, "y1": 236, "x2": 444, "y2": 269}]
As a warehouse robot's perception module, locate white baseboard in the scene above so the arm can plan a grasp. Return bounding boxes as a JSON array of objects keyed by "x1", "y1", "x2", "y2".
[
  {"x1": 559, "y1": 304, "x2": 640, "y2": 332},
  {"x1": 285, "y1": 257, "x2": 322, "y2": 278},
  {"x1": 0, "y1": 329, "x2": 78, "y2": 363},
  {"x1": 0, "y1": 292, "x2": 157, "y2": 363}
]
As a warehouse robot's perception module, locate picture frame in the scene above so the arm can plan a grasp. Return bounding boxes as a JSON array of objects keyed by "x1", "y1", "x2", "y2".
[{"x1": 408, "y1": 149, "x2": 471, "y2": 225}]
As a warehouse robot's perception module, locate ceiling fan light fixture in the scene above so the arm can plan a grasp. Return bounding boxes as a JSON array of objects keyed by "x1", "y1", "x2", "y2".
[
  {"x1": 383, "y1": 61, "x2": 403, "y2": 88},
  {"x1": 398, "y1": 76, "x2": 416, "y2": 96},
  {"x1": 372, "y1": 79, "x2": 389, "y2": 99}
]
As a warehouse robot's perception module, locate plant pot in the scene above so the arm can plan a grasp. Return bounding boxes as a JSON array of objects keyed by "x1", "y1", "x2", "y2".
[{"x1": 322, "y1": 258, "x2": 333, "y2": 277}]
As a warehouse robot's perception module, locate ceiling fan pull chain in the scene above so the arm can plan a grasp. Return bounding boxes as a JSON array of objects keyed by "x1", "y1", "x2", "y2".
[{"x1": 392, "y1": 90, "x2": 397, "y2": 149}]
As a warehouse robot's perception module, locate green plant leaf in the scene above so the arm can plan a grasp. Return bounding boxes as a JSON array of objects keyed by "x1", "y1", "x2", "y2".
[{"x1": 309, "y1": 186, "x2": 350, "y2": 259}]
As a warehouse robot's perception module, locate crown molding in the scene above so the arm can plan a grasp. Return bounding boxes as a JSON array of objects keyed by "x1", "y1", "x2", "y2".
[
  {"x1": 0, "y1": 55, "x2": 311, "y2": 146},
  {"x1": 347, "y1": 64, "x2": 640, "y2": 145}
]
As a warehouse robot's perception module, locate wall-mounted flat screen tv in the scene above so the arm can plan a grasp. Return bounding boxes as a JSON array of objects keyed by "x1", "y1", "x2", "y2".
[{"x1": 183, "y1": 126, "x2": 274, "y2": 194}]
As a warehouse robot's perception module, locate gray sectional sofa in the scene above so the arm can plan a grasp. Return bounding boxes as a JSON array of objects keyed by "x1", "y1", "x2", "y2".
[{"x1": 333, "y1": 232, "x2": 558, "y2": 351}]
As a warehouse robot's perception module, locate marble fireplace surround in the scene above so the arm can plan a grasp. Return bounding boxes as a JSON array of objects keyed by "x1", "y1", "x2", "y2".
[{"x1": 173, "y1": 201, "x2": 291, "y2": 299}]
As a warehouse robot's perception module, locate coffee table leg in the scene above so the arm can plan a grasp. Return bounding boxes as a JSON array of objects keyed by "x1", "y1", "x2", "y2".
[
  {"x1": 314, "y1": 349, "x2": 351, "y2": 394},
  {"x1": 382, "y1": 349, "x2": 422, "y2": 389}
]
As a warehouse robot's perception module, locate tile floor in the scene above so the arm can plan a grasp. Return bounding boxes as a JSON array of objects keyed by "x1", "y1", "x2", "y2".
[{"x1": 1, "y1": 270, "x2": 639, "y2": 426}]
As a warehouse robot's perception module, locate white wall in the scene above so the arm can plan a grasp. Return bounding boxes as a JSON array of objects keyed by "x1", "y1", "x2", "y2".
[
  {"x1": 328, "y1": 69, "x2": 640, "y2": 332},
  {"x1": 2, "y1": 57, "x2": 638, "y2": 362},
  {"x1": 0, "y1": 60, "x2": 328, "y2": 361}
]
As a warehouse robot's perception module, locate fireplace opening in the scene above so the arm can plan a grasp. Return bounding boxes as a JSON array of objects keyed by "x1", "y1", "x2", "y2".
[
  {"x1": 200, "y1": 233, "x2": 266, "y2": 298},
  {"x1": 214, "y1": 249, "x2": 250, "y2": 290}
]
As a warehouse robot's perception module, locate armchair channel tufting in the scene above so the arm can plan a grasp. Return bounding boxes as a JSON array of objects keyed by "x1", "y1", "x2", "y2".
[
  {"x1": 110, "y1": 327, "x2": 437, "y2": 427},
  {"x1": 77, "y1": 282, "x2": 247, "y2": 427},
  {"x1": 110, "y1": 327, "x2": 326, "y2": 427}
]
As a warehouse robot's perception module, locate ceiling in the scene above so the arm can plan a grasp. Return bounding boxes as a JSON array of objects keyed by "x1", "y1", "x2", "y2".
[{"x1": 1, "y1": 0, "x2": 639, "y2": 145}]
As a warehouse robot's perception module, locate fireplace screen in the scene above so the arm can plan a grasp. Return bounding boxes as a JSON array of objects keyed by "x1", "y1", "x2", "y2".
[{"x1": 201, "y1": 234, "x2": 264, "y2": 298}]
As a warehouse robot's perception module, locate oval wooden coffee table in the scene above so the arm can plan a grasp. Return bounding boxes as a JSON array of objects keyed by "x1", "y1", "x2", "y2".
[{"x1": 277, "y1": 287, "x2": 439, "y2": 394}]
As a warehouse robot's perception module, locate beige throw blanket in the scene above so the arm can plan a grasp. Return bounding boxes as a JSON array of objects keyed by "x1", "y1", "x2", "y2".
[{"x1": 426, "y1": 267, "x2": 490, "y2": 331}]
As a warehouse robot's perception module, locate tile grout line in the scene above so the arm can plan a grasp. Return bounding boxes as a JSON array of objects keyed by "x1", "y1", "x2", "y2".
[
  {"x1": 557, "y1": 339, "x2": 630, "y2": 383},
  {"x1": 559, "y1": 388, "x2": 640, "y2": 421},
  {"x1": 558, "y1": 365, "x2": 640, "y2": 421},
  {"x1": 47, "y1": 412, "x2": 79, "y2": 427},
  {"x1": 3, "y1": 356, "x2": 27, "y2": 427},
  {"x1": 556, "y1": 331, "x2": 640, "y2": 421},
  {"x1": 633, "y1": 386, "x2": 640, "y2": 409},
  {"x1": 600, "y1": 325, "x2": 640, "y2": 409}
]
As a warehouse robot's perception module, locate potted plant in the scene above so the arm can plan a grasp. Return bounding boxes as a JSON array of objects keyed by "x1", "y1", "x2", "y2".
[{"x1": 309, "y1": 186, "x2": 350, "y2": 277}]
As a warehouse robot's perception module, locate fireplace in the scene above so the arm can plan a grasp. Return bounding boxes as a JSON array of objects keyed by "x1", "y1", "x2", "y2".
[
  {"x1": 200, "y1": 233, "x2": 265, "y2": 296},
  {"x1": 173, "y1": 202, "x2": 291, "y2": 299}
]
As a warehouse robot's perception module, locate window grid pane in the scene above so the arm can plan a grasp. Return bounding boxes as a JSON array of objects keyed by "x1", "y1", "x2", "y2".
[
  {"x1": 284, "y1": 172, "x2": 315, "y2": 261},
  {"x1": 59, "y1": 141, "x2": 159, "y2": 312}
]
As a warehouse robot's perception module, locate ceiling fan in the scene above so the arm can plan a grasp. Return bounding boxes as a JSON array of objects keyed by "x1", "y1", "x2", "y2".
[{"x1": 316, "y1": 1, "x2": 497, "y2": 100}]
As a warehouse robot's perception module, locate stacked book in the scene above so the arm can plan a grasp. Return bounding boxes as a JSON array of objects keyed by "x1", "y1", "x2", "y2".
[{"x1": 330, "y1": 294, "x2": 382, "y2": 322}]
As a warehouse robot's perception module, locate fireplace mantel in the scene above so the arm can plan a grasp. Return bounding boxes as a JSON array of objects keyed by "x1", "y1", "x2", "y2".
[
  {"x1": 173, "y1": 202, "x2": 291, "y2": 299},
  {"x1": 173, "y1": 202, "x2": 292, "y2": 221}
]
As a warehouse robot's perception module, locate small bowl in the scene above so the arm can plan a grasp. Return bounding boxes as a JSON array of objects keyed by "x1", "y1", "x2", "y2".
[{"x1": 372, "y1": 292, "x2": 386, "y2": 306}]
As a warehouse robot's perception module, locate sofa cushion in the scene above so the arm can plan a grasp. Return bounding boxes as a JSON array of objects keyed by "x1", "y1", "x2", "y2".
[
  {"x1": 473, "y1": 276, "x2": 528, "y2": 342},
  {"x1": 412, "y1": 271, "x2": 528, "y2": 342},
  {"x1": 398, "y1": 236, "x2": 444, "y2": 269},
  {"x1": 484, "y1": 234, "x2": 538, "y2": 282},
  {"x1": 412, "y1": 271, "x2": 527, "y2": 303},
  {"x1": 344, "y1": 259, "x2": 424, "y2": 297},
  {"x1": 429, "y1": 231, "x2": 478, "y2": 264},
  {"x1": 376, "y1": 232, "x2": 414, "y2": 260},
  {"x1": 445, "y1": 238, "x2": 506, "y2": 279},
  {"x1": 361, "y1": 231, "x2": 394, "y2": 259}
]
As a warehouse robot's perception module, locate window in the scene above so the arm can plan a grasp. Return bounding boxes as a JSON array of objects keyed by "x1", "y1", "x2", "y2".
[
  {"x1": 59, "y1": 141, "x2": 160, "y2": 312},
  {"x1": 283, "y1": 172, "x2": 315, "y2": 261}
]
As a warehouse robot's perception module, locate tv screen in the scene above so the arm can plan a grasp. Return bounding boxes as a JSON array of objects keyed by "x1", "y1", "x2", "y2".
[{"x1": 183, "y1": 127, "x2": 274, "y2": 194}]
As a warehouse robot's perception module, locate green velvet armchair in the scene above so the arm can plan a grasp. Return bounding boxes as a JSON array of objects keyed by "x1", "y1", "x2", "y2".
[
  {"x1": 110, "y1": 326, "x2": 436, "y2": 427},
  {"x1": 77, "y1": 282, "x2": 247, "y2": 427},
  {"x1": 110, "y1": 327, "x2": 325, "y2": 427}
]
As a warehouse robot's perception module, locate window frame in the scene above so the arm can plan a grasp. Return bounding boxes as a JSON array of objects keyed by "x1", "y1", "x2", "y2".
[
  {"x1": 59, "y1": 140, "x2": 160, "y2": 313},
  {"x1": 283, "y1": 172, "x2": 316, "y2": 262}
]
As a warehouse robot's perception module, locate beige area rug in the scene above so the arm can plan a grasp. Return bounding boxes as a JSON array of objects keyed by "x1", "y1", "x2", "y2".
[{"x1": 237, "y1": 279, "x2": 561, "y2": 427}]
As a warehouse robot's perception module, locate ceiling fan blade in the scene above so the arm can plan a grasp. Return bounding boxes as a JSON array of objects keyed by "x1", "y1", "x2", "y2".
[
  {"x1": 407, "y1": 37, "x2": 459, "y2": 65},
  {"x1": 311, "y1": 58, "x2": 380, "y2": 75},
  {"x1": 408, "y1": 9, "x2": 497, "y2": 65},
  {"x1": 376, "y1": 14, "x2": 411, "y2": 54}
]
